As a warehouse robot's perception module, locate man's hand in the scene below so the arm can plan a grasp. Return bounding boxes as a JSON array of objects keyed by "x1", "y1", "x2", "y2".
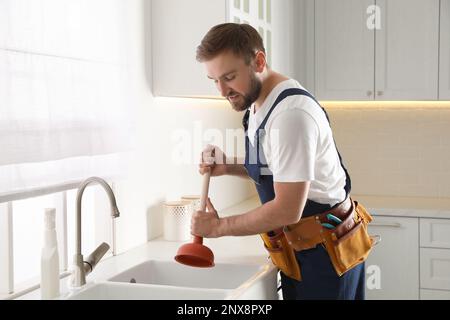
[
  {"x1": 191, "y1": 198, "x2": 222, "y2": 238},
  {"x1": 198, "y1": 144, "x2": 228, "y2": 177}
]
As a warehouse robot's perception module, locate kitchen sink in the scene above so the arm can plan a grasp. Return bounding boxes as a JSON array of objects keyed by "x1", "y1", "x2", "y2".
[
  {"x1": 65, "y1": 259, "x2": 278, "y2": 300},
  {"x1": 65, "y1": 282, "x2": 231, "y2": 300},
  {"x1": 108, "y1": 259, "x2": 267, "y2": 290}
]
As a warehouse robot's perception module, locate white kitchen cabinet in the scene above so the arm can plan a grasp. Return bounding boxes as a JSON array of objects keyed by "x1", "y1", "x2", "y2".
[
  {"x1": 292, "y1": 0, "x2": 315, "y2": 93},
  {"x1": 440, "y1": 0, "x2": 450, "y2": 100},
  {"x1": 419, "y1": 217, "x2": 450, "y2": 298},
  {"x1": 315, "y1": 0, "x2": 439, "y2": 100},
  {"x1": 420, "y1": 218, "x2": 450, "y2": 249},
  {"x1": 151, "y1": 0, "x2": 228, "y2": 98},
  {"x1": 315, "y1": 0, "x2": 375, "y2": 100},
  {"x1": 375, "y1": 0, "x2": 439, "y2": 100},
  {"x1": 151, "y1": 0, "x2": 292, "y2": 98},
  {"x1": 365, "y1": 216, "x2": 419, "y2": 300},
  {"x1": 420, "y1": 248, "x2": 450, "y2": 291}
]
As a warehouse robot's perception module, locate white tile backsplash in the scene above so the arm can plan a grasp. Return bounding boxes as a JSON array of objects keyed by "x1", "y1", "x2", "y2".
[{"x1": 327, "y1": 105, "x2": 450, "y2": 198}]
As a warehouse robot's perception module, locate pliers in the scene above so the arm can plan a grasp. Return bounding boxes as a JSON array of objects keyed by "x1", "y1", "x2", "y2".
[{"x1": 321, "y1": 214, "x2": 343, "y2": 229}]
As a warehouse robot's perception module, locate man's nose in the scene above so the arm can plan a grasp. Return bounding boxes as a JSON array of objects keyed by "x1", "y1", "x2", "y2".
[{"x1": 216, "y1": 80, "x2": 229, "y2": 97}]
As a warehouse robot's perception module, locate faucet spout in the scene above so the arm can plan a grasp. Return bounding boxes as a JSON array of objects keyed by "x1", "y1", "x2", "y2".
[{"x1": 71, "y1": 177, "x2": 120, "y2": 288}]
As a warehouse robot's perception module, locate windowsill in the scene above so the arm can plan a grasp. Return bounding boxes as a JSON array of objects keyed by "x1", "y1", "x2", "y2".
[{"x1": 0, "y1": 271, "x2": 71, "y2": 300}]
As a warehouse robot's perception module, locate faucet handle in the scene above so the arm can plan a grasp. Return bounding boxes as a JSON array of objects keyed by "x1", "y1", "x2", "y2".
[{"x1": 84, "y1": 242, "x2": 110, "y2": 275}]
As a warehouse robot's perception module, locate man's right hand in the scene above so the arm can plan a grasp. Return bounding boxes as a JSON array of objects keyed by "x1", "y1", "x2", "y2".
[{"x1": 199, "y1": 144, "x2": 228, "y2": 177}]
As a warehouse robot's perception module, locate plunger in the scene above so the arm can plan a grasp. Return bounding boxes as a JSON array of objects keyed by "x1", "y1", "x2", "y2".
[{"x1": 174, "y1": 171, "x2": 215, "y2": 267}]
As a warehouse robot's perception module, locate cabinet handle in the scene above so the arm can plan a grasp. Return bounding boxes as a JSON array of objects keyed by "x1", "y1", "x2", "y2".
[
  {"x1": 371, "y1": 235, "x2": 382, "y2": 246},
  {"x1": 370, "y1": 222, "x2": 401, "y2": 228},
  {"x1": 366, "y1": 90, "x2": 373, "y2": 96},
  {"x1": 377, "y1": 91, "x2": 383, "y2": 96}
]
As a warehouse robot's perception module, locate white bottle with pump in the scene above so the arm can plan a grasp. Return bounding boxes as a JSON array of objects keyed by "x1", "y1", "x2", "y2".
[{"x1": 40, "y1": 208, "x2": 60, "y2": 299}]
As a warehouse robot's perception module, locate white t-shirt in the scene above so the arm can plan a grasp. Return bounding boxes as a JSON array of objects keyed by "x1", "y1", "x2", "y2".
[{"x1": 247, "y1": 79, "x2": 347, "y2": 206}]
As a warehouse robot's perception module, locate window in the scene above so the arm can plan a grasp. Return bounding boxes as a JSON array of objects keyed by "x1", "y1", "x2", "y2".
[
  {"x1": 0, "y1": 0, "x2": 132, "y2": 298},
  {"x1": 228, "y1": 0, "x2": 273, "y2": 66},
  {"x1": 0, "y1": 0, "x2": 134, "y2": 195},
  {"x1": 1, "y1": 184, "x2": 115, "y2": 298}
]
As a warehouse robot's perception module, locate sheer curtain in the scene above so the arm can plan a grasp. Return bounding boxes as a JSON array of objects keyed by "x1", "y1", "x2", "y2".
[{"x1": 0, "y1": 0, "x2": 135, "y2": 196}]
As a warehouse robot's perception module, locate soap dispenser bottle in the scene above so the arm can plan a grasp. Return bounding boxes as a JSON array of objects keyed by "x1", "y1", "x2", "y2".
[{"x1": 40, "y1": 208, "x2": 60, "y2": 299}]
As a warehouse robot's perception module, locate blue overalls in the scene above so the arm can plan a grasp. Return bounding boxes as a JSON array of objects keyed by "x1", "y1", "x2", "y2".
[{"x1": 243, "y1": 88, "x2": 365, "y2": 300}]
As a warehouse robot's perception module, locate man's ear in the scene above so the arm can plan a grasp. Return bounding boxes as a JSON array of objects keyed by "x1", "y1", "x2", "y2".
[{"x1": 254, "y1": 51, "x2": 266, "y2": 73}]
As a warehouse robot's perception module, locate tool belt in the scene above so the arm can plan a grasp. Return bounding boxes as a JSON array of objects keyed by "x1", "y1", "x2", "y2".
[{"x1": 260, "y1": 197, "x2": 375, "y2": 281}]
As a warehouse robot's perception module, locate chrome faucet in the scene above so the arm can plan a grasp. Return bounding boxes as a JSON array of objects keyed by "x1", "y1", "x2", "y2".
[{"x1": 70, "y1": 177, "x2": 120, "y2": 288}]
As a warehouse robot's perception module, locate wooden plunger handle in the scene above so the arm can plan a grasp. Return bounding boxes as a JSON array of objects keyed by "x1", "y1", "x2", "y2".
[{"x1": 193, "y1": 171, "x2": 211, "y2": 245}]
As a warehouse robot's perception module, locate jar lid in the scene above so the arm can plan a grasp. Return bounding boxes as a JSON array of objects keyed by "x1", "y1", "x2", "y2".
[
  {"x1": 181, "y1": 195, "x2": 201, "y2": 200},
  {"x1": 163, "y1": 200, "x2": 192, "y2": 207}
]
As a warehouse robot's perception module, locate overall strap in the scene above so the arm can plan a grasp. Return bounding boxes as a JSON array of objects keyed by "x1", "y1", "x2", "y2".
[
  {"x1": 242, "y1": 88, "x2": 302, "y2": 132},
  {"x1": 282, "y1": 89, "x2": 351, "y2": 198},
  {"x1": 243, "y1": 109, "x2": 250, "y2": 132},
  {"x1": 243, "y1": 88, "x2": 331, "y2": 131},
  {"x1": 242, "y1": 88, "x2": 351, "y2": 198},
  {"x1": 258, "y1": 88, "x2": 309, "y2": 131}
]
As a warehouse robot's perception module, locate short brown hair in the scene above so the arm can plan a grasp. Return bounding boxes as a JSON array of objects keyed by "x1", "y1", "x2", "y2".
[{"x1": 196, "y1": 23, "x2": 265, "y2": 65}]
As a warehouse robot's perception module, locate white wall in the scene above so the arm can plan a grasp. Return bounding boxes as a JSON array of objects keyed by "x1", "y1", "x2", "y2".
[{"x1": 113, "y1": 0, "x2": 255, "y2": 253}]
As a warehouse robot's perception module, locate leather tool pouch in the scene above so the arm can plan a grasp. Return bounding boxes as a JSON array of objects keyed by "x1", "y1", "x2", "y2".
[
  {"x1": 260, "y1": 232, "x2": 301, "y2": 281},
  {"x1": 322, "y1": 200, "x2": 375, "y2": 276},
  {"x1": 283, "y1": 199, "x2": 376, "y2": 277}
]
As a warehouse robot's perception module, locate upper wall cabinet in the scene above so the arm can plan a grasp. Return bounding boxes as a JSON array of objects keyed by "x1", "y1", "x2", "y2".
[
  {"x1": 151, "y1": 0, "x2": 228, "y2": 98},
  {"x1": 315, "y1": 0, "x2": 375, "y2": 100},
  {"x1": 151, "y1": 0, "x2": 291, "y2": 98},
  {"x1": 375, "y1": 0, "x2": 439, "y2": 100},
  {"x1": 315, "y1": 0, "x2": 440, "y2": 101},
  {"x1": 440, "y1": 0, "x2": 450, "y2": 100}
]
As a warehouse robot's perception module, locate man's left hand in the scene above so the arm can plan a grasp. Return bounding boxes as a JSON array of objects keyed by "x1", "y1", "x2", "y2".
[{"x1": 191, "y1": 198, "x2": 222, "y2": 238}]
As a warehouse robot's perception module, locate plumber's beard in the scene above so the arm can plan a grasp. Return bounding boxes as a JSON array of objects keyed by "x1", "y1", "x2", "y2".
[{"x1": 228, "y1": 74, "x2": 262, "y2": 112}]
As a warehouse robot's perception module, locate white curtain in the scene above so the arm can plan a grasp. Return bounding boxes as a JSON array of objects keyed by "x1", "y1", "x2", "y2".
[{"x1": 0, "y1": 0, "x2": 135, "y2": 196}]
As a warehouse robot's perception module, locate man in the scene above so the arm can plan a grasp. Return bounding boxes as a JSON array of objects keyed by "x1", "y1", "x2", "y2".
[{"x1": 191, "y1": 23, "x2": 366, "y2": 300}]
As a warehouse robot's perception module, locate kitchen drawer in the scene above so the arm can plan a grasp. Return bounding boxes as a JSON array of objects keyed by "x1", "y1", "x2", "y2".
[
  {"x1": 420, "y1": 289, "x2": 450, "y2": 300},
  {"x1": 420, "y1": 248, "x2": 450, "y2": 290},
  {"x1": 420, "y1": 218, "x2": 450, "y2": 249}
]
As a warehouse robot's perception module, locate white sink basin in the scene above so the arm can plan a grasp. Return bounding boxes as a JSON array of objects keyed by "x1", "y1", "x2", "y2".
[
  {"x1": 108, "y1": 260, "x2": 266, "y2": 290},
  {"x1": 65, "y1": 282, "x2": 231, "y2": 300},
  {"x1": 65, "y1": 259, "x2": 278, "y2": 300}
]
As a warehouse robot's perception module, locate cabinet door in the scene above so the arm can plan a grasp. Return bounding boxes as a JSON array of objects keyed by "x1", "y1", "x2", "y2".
[
  {"x1": 365, "y1": 216, "x2": 419, "y2": 300},
  {"x1": 151, "y1": 0, "x2": 227, "y2": 97},
  {"x1": 420, "y1": 248, "x2": 450, "y2": 291},
  {"x1": 420, "y1": 218, "x2": 450, "y2": 249},
  {"x1": 315, "y1": 0, "x2": 375, "y2": 100},
  {"x1": 440, "y1": 0, "x2": 450, "y2": 100},
  {"x1": 375, "y1": 0, "x2": 439, "y2": 100}
]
